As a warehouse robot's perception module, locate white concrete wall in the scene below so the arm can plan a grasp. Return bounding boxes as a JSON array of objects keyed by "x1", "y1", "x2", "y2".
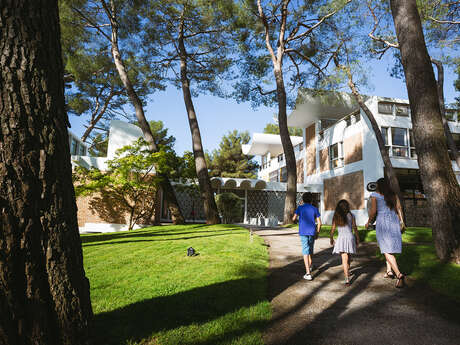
[{"x1": 107, "y1": 120, "x2": 144, "y2": 159}]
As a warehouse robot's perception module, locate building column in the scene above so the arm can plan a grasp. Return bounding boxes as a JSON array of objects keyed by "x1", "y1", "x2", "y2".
[{"x1": 244, "y1": 189, "x2": 248, "y2": 223}]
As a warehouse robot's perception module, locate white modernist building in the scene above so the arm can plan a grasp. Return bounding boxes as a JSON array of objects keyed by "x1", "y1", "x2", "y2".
[{"x1": 244, "y1": 91, "x2": 460, "y2": 226}]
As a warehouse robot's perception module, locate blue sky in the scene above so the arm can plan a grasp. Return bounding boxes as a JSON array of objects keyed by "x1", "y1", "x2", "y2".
[{"x1": 69, "y1": 55, "x2": 459, "y2": 156}]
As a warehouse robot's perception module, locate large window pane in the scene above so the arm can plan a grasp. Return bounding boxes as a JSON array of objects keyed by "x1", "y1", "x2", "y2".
[
  {"x1": 391, "y1": 127, "x2": 407, "y2": 146},
  {"x1": 381, "y1": 127, "x2": 388, "y2": 145},
  {"x1": 378, "y1": 102, "x2": 393, "y2": 114},
  {"x1": 395, "y1": 104, "x2": 409, "y2": 116}
]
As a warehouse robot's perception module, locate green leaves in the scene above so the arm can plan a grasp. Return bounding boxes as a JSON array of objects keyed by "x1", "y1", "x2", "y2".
[{"x1": 207, "y1": 130, "x2": 259, "y2": 178}]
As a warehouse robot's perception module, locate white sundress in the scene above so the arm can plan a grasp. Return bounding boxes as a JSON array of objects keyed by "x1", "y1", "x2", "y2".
[
  {"x1": 370, "y1": 192, "x2": 402, "y2": 254},
  {"x1": 332, "y1": 213, "x2": 357, "y2": 254}
]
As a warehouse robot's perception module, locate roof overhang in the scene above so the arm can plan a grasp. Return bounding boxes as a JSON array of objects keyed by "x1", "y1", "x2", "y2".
[
  {"x1": 288, "y1": 90, "x2": 359, "y2": 128},
  {"x1": 242, "y1": 133, "x2": 303, "y2": 156}
]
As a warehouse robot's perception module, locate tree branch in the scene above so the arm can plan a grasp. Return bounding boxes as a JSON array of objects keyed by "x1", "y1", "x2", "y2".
[
  {"x1": 286, "y1": 1, "x2": 351, "y2": 43},
  {"x1": 71, "y1": 5, "x2": 111, "y2": 41},
  {"x1": 257, "y1": 0, "x2": 277, "y2": 64}
]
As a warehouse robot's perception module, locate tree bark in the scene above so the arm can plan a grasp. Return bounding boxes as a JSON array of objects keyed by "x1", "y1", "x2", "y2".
[
  {"x1": 102, "y1": 0, "x2": 185, "y2": 224},
  {"x1": 390, "y1": 0, "x2": 460, "y2": 263},
  {"x1": 340, "y1": 66, "x2": 405, "y2": 219},
  {"x1": 275, "y1": 68, "x2": 298, "y2": 224},
  {"x1": 0, "y1": 1, "x2": 93, "y2": 344},
  {"x1": 178, "y1": 16, "x2": 220, "y2": 224},
  {"x1": 431, "y1": 59, "x2": 460, "y2": 169},
  {"x1": 257, "y1": 0, "x2": 297, "y2": 224}
]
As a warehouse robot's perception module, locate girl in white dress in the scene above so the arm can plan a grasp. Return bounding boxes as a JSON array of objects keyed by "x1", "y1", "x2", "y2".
[{"x1": 330, "y1": 200, "x2": 360, "y2": 284}]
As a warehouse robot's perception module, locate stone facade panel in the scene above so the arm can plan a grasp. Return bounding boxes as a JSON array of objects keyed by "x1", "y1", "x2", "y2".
[
  {"x1": 305, "y1": 124, "x2": 316, "y2": 176},
  {"x1": 344, "y1": 132, "x2": 363, "y2": 165},
  {"x1": 296, "y1": 158, "x2": 304, "y2": 184},
  {"x1": 324, "y1": 170, "x2": 364, "y2": 210},
  {"x1": 320, "y1": 147, "x2": 329, "y2": 172}
]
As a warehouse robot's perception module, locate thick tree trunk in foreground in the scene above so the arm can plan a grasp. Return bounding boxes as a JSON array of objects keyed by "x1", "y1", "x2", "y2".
[
  {"x1": 178, "y1": 20, "x2": 220, "y2": 224},
  {"x1": 0, "y1": 1, "x2": 92, "y2": 344},
  {"x1": 103, "y1": 0, "x2": 185, "y2": 224},
  {"x1": 390, "y1": 0, "x2": 460, "y2": 263},
  {"x1": 431, "y1": 59, "x2": 460, "y2": 169},
  {"x1": 275, "y1": 69, "x2": 297, "y2": 224},
  {"x1": 342, "y1": 68, "x2": 405, "y2": 219}
]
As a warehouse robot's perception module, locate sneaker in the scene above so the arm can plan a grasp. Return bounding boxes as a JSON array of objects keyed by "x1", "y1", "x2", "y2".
[{"x1": 303, "y1": 274, "x2": 313, "y2": 281}]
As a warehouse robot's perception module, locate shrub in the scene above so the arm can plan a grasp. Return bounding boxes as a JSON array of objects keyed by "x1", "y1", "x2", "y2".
[{"x1": 215, "y1": 192, "x2": 243, "y2": 224}]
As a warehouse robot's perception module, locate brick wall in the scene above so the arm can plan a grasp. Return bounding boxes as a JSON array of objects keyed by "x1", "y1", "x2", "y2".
[
  {"x1": 324, "y1": 170, "x2": 364, "y2": 210},
  {"x1": 344, "y1": 132, "x2": 363, "y2": 165},
  {"x1": 76, "y1": 192, "x2": 156, "y2": 227},
  {"x1": 305, "y1": 124, "x2": 316, "y2": 176}
]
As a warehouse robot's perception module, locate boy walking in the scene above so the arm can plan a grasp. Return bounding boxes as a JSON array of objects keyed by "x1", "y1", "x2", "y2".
[{"x1": 292, "y1": 192, "x2": 321, "y2": 280}]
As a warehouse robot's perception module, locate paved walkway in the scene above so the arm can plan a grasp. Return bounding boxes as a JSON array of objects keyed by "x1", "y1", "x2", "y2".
[{"x1": 255, "y1": 228, "x2": 460, "y2": 345}]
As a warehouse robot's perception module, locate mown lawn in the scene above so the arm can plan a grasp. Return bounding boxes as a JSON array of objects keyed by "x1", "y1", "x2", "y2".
[
  {"x1": 285, "y1": 224, "x2": 460, "y2": 302},
  {"x1": 81, "y1": 224, "x2": 271, "y2": 345}
]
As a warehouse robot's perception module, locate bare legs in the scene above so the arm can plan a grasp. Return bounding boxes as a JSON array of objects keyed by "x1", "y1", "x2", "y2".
[
  {"x1": 341, "y1": 253, "x2": 350, "y2": 282},
  {"x1": 384, "y1": 253, "x2": 401, "y2": 277},
  {"x1": 303, "y1": 254, "x2": 312, "y2": 274}
]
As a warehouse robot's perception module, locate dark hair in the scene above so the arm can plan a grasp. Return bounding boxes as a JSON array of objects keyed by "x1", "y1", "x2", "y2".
[
  {"x1": 376, "y1": 178, "x2": 396, "y2": 210},
  {"x1": 332, "y1": 199, "x2": 351, "y2": 226},
  {"x1": 302, "y1": 192, "x2": 313, "y2": 204}
]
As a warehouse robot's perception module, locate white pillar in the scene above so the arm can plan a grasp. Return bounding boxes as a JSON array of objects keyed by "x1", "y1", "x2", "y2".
[{"x1": 244, "y1": 189, "x2": 248, "y2": 223}]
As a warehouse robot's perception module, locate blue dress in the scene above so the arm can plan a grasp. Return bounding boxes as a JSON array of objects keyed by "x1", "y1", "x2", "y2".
[
  {"x1": 370, "y1": 192, "x2": 402, "y2": 254},
  {"x1": 332, "y1": 213, "x2": 357, "y2": 254}
]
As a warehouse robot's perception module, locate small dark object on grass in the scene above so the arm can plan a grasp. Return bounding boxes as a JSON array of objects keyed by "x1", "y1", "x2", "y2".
[{"x1": 187, "y1": 247, "x2": 199, "y2": 256}]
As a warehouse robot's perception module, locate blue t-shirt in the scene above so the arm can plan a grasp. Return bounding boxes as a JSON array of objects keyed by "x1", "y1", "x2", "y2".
[{"x1": 295, "y1": 204, "x2": 321, "y2": 236}]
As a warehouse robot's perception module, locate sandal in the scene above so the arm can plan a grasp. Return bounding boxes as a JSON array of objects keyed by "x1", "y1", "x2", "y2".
[
  {"x1": 344, "y1": 277, "x2": 351, "y2": 285},
  {"x1": 384, "y1": 271, "x2": 395, "y2": 279},
  {"x1": 395, "y1": 274, "x2": 405, "y2": 288}
]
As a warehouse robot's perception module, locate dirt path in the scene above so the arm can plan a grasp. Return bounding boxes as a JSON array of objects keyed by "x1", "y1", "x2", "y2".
[{"x1": 255, "y1": 228, "x2": 460, "y2": 345}]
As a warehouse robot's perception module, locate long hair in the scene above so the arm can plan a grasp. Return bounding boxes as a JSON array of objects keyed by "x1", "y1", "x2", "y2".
[
  {"x1": 333, "y1": 199, "x2": 351, "y2": 226},
  {"x1": 376, "y1": 178, "x2": 396, "y2": 210}
]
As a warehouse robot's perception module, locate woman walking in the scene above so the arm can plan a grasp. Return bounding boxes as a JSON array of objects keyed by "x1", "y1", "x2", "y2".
[{"x1": 366, "y1": 178, "x2": 406, "y2": 288}]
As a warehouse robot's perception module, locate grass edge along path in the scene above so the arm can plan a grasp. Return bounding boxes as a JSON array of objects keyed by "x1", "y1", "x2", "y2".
[
  {"x1": 81, "y1": 224, "x2": 271, "y2": 345},
  {"x1": 283, "y1": 224, "x2": 460, "y2": 303}
]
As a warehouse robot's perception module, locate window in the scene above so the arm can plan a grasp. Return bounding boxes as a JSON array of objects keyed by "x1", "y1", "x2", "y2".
[
  {"x1": 395, "y1": 104, "x2": 410, "y2": 117},
  {"x1": 269, "y1": 170, "x2": 279, "y2": 182},
  {"x1": 79, "y1": 145, "x2": 86, "y2": 156},
  {"x1": 294, "y1": 143, "x2": 303, "y2": 154},
  {"x1": 446, "y1": 109, "x2": 457, "y2": 122},
  {"x1": 409, "y1": 130, "x2": 416, "y2": 159},
  {"x1": 280, "y1": 167, "x2": 287, "y2": 182},
  {"x1": 70, "y1": 139, "x2": 78, "y2": 155},
  {"x1": 391, "y1": 127, "x2": 408, "y2": 157},
  {"x1": 381, "y1": 126, "x2": 414, "y2": 159},
  {"x1": 378, "y1": 102, "x2": 393, "y2": 114},
  {"x1": 278, "y1": 153, "x2": 284, "y2": 162},
  {"x1": 329, "y1": 142, "x2": 343, "y2": 169},
  {"x1": 261, "y1": 154, "x2": 269, "y2": 170},
  {"x1": 381, "y1": 127, "x2": 389, "y2": 145}
]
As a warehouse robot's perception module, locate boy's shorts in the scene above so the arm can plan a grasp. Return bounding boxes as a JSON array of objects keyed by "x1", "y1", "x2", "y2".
[{"x1": 300, "y1": 235, "x2": 315, "y2": 255}]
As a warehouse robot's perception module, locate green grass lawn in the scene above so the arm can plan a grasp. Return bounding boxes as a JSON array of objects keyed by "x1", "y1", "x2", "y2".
[
  {"x1": 81, "y1": 224, "x2": 271, "y2": 345},
  {"x1": 284, "y1": 224, "x2": 460, "y2": 302}
]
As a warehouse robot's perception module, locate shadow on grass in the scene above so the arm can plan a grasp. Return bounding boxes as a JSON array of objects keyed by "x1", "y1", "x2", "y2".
[
  {"x1": 81, "y1": 224, "x2": 243, "y2": 245},
  {"x1": 91, "y1": 277, "x2": 267, "y2": 345},
  {"x1": 83, "y1": 231, "x2": 247, "y2": 248}
]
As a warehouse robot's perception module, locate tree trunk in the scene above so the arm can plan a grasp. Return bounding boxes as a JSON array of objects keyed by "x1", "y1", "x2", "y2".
[
  {"x1": 343, "y1": 70, "x2": 405, "y2": 219},
  {"x1": 104, "y1": 0, "x2": 185, "y2": 224},
  {"x1": 274, "y1": 68, "x2": 297, "y2": 224},
  {"x1": 431, "y1": 59, "x2": 460, "y2": 169},
  {"x1": 0, "y1": 1, "x2": 93, "y2": 344},
  {"x1": 390, "y1": 0, "x2": 460, "y2": 263},
  {"x1": 153, "y1": 188, "x2": 162, "y2": 225},
  {"x1": 178, "y1": 18, "x2": 220, "y2": 224}
]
